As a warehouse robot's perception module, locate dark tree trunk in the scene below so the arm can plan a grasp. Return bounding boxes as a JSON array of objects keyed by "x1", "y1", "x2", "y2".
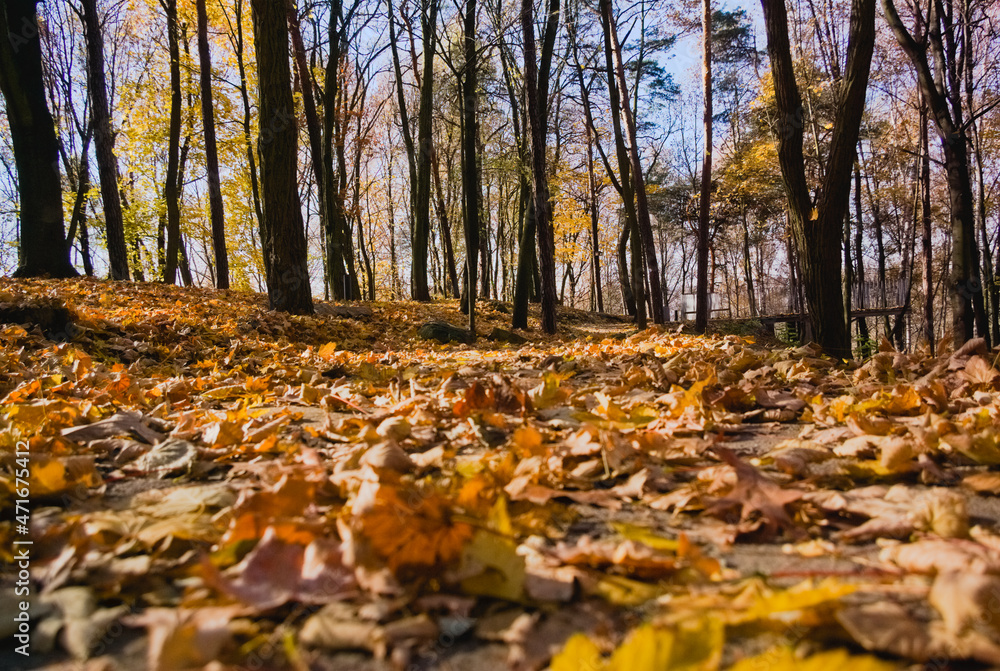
[
  {"x1": 854, "y1": 164, "x2": 870, "y2": 352},
  {"x1": 286, "y1": 0, "x2": 323, "y2": 209},
  {"x1": 585, "y1": 122, "x2": 603, "y2": 313},
  {"x1": 478, "y1": 132, "x2": 490, "y2": 300},
  {"x1": 843, "y1": 208, "x2": 853, "y2": 353},
  {"x1": 460, "y1": 0, "x2": 481, "y2": 333},
  {"x1": 512, "y1": 196, "x2": 536, "y2": 328},
  {"x1": 78, "y1": 215, "x2": 94, "y2": 277},
  {"x1": 522, "y1": 0, "x2": 558, "y2": 334},
  {"x1": 178, "y1": 233, "x2": 193, "y2": 286},
  {"x1": 760, "y1": 0, "x2": 874, "y2": 358},
  {"x1": 161, "y1": 0, "x2": 183, "y2": 284},
  {"x1": 81, "y1": 0, "x2": 128, "y2": 281},
  {"x1": 322, "y1": 0, "x2": 348, "y2": 299},
  {"x1": 251, "y1": 0, "x2": 313, "y2": 313},
  {"x1": 196, "y1": 0, "x2": 229, "y2": 289},
  {"x1": 0, "y1": 1, "x2": 76, "y2": 278},
  {"x1": 600, "y1": 0, "x2": 663, "y2": 324},
  {"x1": 617, "y1": 218, "x2": 636, "y2": 316},
  {"x1": 695, "y1": 0, "x2": 712, "y2": 333},
  {"x1": 741, "y1": 208, "x2": 757, "y2": 317},
  {"x1": 882, "y1": 0, "x2": 981, "y2": 348},
  {"x1": 569, "y1": 15, "x2": 618, "y2": 315},
  {"x1": 387, "y1": 0, "x2": 419, "y2": 297},
  {"x1": 431, "y1": 146, "x2": 460, "y2": 297},
  {"x1": 512, "y1": 0, "x2": 557, "y2": 329},
  {"x1": 66, "y1": 128, "x2": 93, "y2": 277},
  {"x1": 506, "y1": 87, "x2": 530, "y2": 325},
  {"x1": 919, "y1": 97, "x2": 934, "y2": 352},
  {"x1": 411, "y1": 0, "x2": 438, "y2": 301},
  {"x1": 230, "y1": 0, "x2": 265, "y2": 275},
  {"x1": 598, "y1": 0, "x2": 644, "y2": 328}
]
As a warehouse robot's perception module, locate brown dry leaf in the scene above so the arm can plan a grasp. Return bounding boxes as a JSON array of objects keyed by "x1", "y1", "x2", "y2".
[
  {"x1": 847, "y1": 412, "x2": 900, "y2": 437},
  {"x1": 822, "y1": 486, "x2": 968, "y2": 542},
  {"x1": 754, "y1": 388, "x2": 806, "y2": 412},
  {"x1": 963, "y1": 471, "x2": 1000, "y2": 494},
  {"x1": 347, "y1": 483, "x2": 474, "y2": 574},
  {"x1": 359, "y1": 440, "x2": 415, "y2": 472},
  {"x1": 33, "y1": 455, "x2": 102, "y2": 496},
  {"x1": 553, "y1": 536, "x2": 679, "y2": 579},
  {"x1": 202, "y1": 420, "x2": 243, "y2": 447},
  {"x1": 202, "y1": 526, "x2": 356, "y2": 610},
  {"x1": 960, "y1": 355, "x2": 1000, "y2": 386},
  {"x1": 62, "y1": 411, "x2": 166, "y2": 444},
  {"x1": 838, "y1": 601, "x2": 1000, "y2": 665},
  {"x1": 704, "y1": 447, "x2": 804, "y2": 539},
  {"x1": 125, "y1": 606, "x2": 245, "y2": 671},
  {"x1": 39, "y1": 587, "x2": 129, "y2": 660},
  {"x1": 880, "y1": 538, "x2": 1000, "y2": 574},
  {"x1": 930, "y1": 571, "x2": 1000, "y2": 637},
  {"x1": 504, "y1": 605, "x2": 607, "y2": 671}
]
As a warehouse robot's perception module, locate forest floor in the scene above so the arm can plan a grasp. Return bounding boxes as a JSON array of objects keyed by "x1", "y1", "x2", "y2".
[{"x1": 3, "y1": 278, "x2": 1000, "y2": 670}]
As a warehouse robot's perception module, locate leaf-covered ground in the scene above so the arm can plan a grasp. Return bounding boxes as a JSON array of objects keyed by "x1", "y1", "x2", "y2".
[{"x1": 4, "y1": 278, "x2": 1000, "y2": 670}]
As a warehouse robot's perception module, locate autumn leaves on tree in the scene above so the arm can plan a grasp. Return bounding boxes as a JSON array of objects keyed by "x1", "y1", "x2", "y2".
[{"x1": 2, "y1": 0, "x2": 1000, "y2": 353}]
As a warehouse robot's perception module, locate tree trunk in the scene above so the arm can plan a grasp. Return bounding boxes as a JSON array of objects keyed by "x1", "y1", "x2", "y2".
[
  {"x1": 322, "y1": 0, "x2": 348, "y2": 299},
  {"x1": 600, "y1": 0, "x2": 663, "y2": 324},
  {"x1": 853, "y1": 164, "x2": 870, "y2": 352},
  {"x1": 459, "y1": 0, "x2": 482, "y2": 331},
  {"x1": 843, "y1": 207, "x2": 853, "y2": 354},
  {"x1": 411, "y1": 0, "x2": 438, "y2": 301},
  {"x1": 919, "y1": 96, "x2": 934, "y2": 352},
  {"x1": 760, "y1": 0, "x2": 873, "y2": 358},
  {"x1": 585, "y1": 121, "x2": 603, "y2": 313},
  {"x1": 286, "y1": 0, "x2": 326, "y2": 278},
  {"x1": 882, "y1": 0, "x2": 979, "y2": 348},
  {"x1": 251, "y1": 0, "x2": 313, "y2": 313},
  {"x1": 81, "y1": 0, "x2": 128, "y2": 281},
  {"x1": 196, "y1": 0, "x2": 229, "y2": 289},
  {"x1": 741, "y1": 207, "x2": 757, "y2": 317},
  {"x1": 387, "y1": 0, "x2": 419, "y2": 298},
  {"x1": 229, "y1": 0, "x2": 265, "y2": 275},
  {"x1": 597, "y1": 0, "x2": 644, "y2": 328},
  {"x1": 511, "y1": 0, "x2": 558, "y2": 328},
  {"x1": 431, "y1": 146, "x2": 460, "y2": 297},
  {"x1": 0, "y1": 1, "x2": 76, "y2": 278},
  {"x1": 161, "y1": 0, "x2": 183, "y2": 284},
  {"x1": 695, "y1": 0, "x2": 712, "y2": 332},
  {"x1": 617, "y1": 218, "x2": 635, "y2": 316},
  {"x1": 522, "y1": 0, "x2": 557, "y2": 334},
  {"x1": 66, "y1": 129, "x2": 93, "y2": 276}
]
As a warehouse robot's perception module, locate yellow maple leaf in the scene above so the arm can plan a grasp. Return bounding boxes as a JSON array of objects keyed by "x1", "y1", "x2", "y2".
[
  {"x1": 355, "y1": 485, "x2": 473, "y2": 573},
  {"x1": 729, "y1": 647, "x2": 899, "y2": 671}
]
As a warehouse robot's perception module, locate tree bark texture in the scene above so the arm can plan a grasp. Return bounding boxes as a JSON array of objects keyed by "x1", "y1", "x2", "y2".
[
  {"x1": 0, "y1": 0, "x2": 76, "y2": 277},
  {"x1": 322, "y1": 0, "x2": 349, "y2": 299},
  {"x1": 599, "y1": 0, "x2": 644, "y2": 328},
  {"x1": 81, "y1": 0, "x2": 128, "y2": 280},
  {"x1": 461, "y1": 0, "x2": 481, "y2": 333},
  {"x1": 251, "y1": 0, "x2": 313, "y2": 313},
  {"x1": 882, "y1": 0, "x2": 981, "y2": 348},
  {"x1": 760, "y1": 0, "x2": 874, "y2": 358},
  {"x1": 160, "y1": 0, "x2": 183, "y2": 284},
  {"x1": 695, "y1": 0, "x2": 712, "y2": 333},
  {"x1": 230, "y1": 0, "x2": 265, "y2": 275},
  {"x1": 522, "y1": 0, "x2": 557, "y2": 334},
  {"x1": 600, "y1": 0, "x2": 663, "y2": 324},
  {"x1": 411, "y1": 0, "x2": 438, "y2": 301},
  {"x1": 197, "y1": 0, "x2": 229, "y2": 289}
]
